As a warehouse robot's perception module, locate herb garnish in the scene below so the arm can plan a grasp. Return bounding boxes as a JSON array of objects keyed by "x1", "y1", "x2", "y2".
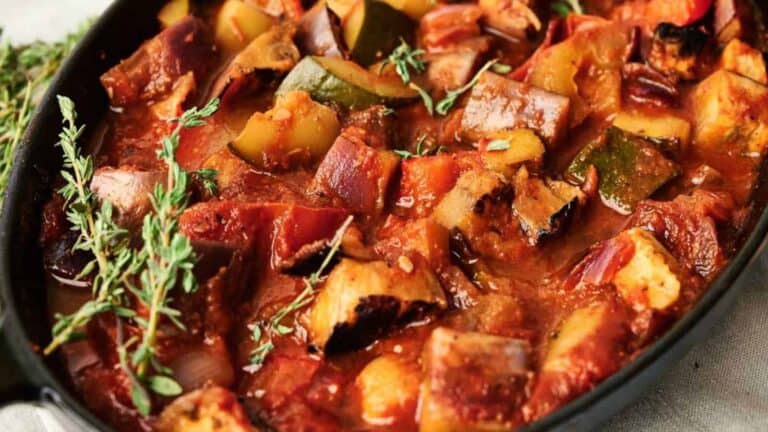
[
  {"x1": 435, "y1": 59, "x2": 498, "y2": 116},
  {"x1": 394, "y1": 134, "x2": 444, "y2": 160},
  {"x1": 491, "y1": 62, "x2": 512, "y2": 74},
  {"x1": 379, "y1": 38, "x2": 427, "y2": 84},
  {"x1": 552, "y1": 0, "x2": 583, "y2": 17},
  {"x1": 192, "y1": 168, "x2": 219, "y2": 196},
  {"x1": 247, "y1": 215, "x2": 354, "y2": 371},
  {"x1": 486, "y1": 139, "x2": 511, "y2": 151}
]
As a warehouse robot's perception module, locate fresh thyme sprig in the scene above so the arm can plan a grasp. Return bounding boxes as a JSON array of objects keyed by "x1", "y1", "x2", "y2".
[
  {"x1": 192, "y1": 168, "x2": 219, "y2": 196},
  {"x1": 379, "y1": 39, "x2": 427, "y2": 84},
  {"x1": 0, "y1": 21, "x2": 91, "y2": 207},
  {"x1": 435, "y1": 59, "x2": 498, "y2": 116},
  {"x1": 248, "y1": 215, "x2": 354, "y2": 371},
  {"x1": 552, "y1": 0, "x2": 583, "y2": 17}
]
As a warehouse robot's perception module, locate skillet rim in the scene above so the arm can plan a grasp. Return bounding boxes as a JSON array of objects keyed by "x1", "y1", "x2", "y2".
[{"x1": 1, "y1": 1, "x2": 767, "y2": 430}]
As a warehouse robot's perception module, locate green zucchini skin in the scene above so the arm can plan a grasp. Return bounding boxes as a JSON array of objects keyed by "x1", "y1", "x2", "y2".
[
  {"x1": 346, "y1": 0, "x2": 415, "y2": 66},
  {"x1": 567, "y1": 126, "x2": 681, "y2": 214},
  {"x1": 277, "y1": 56, "x2": 417, "y2": 109}
]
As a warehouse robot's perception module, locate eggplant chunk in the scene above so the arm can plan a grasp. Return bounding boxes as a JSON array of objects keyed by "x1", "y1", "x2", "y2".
[
  {"x1": 461, "y1": 72, "x2": 571, "y2": 146},
  {"x1": 297, "y1": 3, "x2": 346, "y2": 58},
  {"x1": 156, "y1": 387, "x2": 257, "y2": 432},
  {"x1": 523, "y1": 302, "x2": 630, "y2": 422},
  {"x1": 432, "y1": 169, "x2": 507, "y2": 231},
  {"x1": 307, "y1": 259, "x2": 447, "y2": 353},
  {"x1": 419, "y1": 327, "x2": 530, "y2": 431},
  {"x1": 425, "y1": 51, "x2": 479, "y2": 92},
  {"x1": 356, "y1": 354, "x2": 420, "y2": 425},
  {"x1": 719, "y1": 38, "x2": 768, "y2": 84},
  {"x1": 90, "y1": 167, "x2": 164, "y2": 229},
  {"x1": 692, "y1": 70, "x2": 768, "y2": 155},
  {"x1": 567, "y1": 126, "x2": 680, "y2": 214},
  {"x1": 313, "y1": 127, "x2": 400, "y2": 215},
  {"x1": 512, "y1": 167, "x2": 584, "y2": 245},
  {"x1": 647, "y1": 23, "x2": 707, "y2": 80},
  {"x1": 612, "y1": 228, "x2": 682, "y2": 311}
]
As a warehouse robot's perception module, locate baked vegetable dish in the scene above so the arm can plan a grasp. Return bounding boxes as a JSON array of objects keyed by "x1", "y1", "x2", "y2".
[{"x1": 39, "y1": 0, "x2": 768, "y2": 430}]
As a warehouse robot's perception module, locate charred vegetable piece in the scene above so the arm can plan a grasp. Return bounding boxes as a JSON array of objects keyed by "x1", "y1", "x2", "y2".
[
  {"x1": 157, "y1": 0, "x2": 189, "y2": 29},
  {"x1": 622, "y1": 63, "x2": 681, "y2": 108},
  {"x1": 230, "y1": 90, "x2": 340, "y2": 169},
  {"x1": 214, "y1": 0, "x2": 274, "y2": 55},
  {"x1": 419, "y1": 327, "x2": 530, "y2": 431},
  {"x1": 356, "y1": 355, "x2": 421, "y2": 425},
  {"x1": 156, "y1": 387, "x2": 257, "y2": 432},
  {"x1": 719, "y1": 38, "x2": 768, "y2": 84},
  {"x1": 567, "y1": 127, "x2": 680, "y2": 214},
  {"x1": 307, "y1": 259, "x2": 447, "y2": 353},
  {"x1": 343, "y1": 0, "x2": 415, "y2": 66},
  {"x1": 513, "y1": 167, "x2": 585, "y2": 245},
  {"x1": 612, "y1": 228, "x2": 682, "y2": 311},
  {"x1": 297, "y1": 3, "x2": 346, "y2": 58},
  {"x1": 461, "y1": 72, "x2": 571, "y2": 146},
  {"x1": 523, "y1": 302, "x2": 630, "y2": 422},
  {"x1": 277, "y1": 56, "x2": 418, "y2": 109},
  {"x1": 647, "y1": 22, "x2": 707, "y2": 80},
  {"x1": 692, "y1": 69, "x2": 768, "y2": 155},
  {"x1": 612, "y1": 111, "x2": 691, "y2": 151},
  {"x1": 480, "y1": 129, "x2": 546, "y2": 177},
  {"x1": 432, "y1": 169, "x2": 507, "y2": 231},
  {"x1": 313, "y1": 127, "x2": 400, "y2": 215}
]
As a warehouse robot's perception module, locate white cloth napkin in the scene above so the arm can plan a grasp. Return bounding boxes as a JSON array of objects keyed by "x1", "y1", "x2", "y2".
[{"x1": 1, "y1": 1, "x2": 767, "y2": 430}]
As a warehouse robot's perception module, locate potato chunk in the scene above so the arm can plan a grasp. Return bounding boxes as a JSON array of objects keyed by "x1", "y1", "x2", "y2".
[
  {"x1": 419, "y1": 327, "x2": 530, "y2": 431},
  {"x1": 156, "y1": 387, "x2": 256, "y2": 432},
  {"x1": 480, "y1": 129, "x2": 546, "y2": 177},
  {"x1": 214, "y1": 0, "x2": 274, "y2": 54},
  {"x1": 719, "y1": 38, "x2": 768, "y2": 84},
  {"x1": 356, "y1": 355, "x2": 420, "y2": 425},
  {"x1": 613, "y1": 228, "x2": 682, "y2": 311},
  {"x1": 692, "y1": 69, "x2": 768, "y2": 155},
  {"x1": 523, "y1": 302, "x2": 630, "y2": 421},
  {"x1": 307, "y1": 259, "x2": 447, "y2": 353}
]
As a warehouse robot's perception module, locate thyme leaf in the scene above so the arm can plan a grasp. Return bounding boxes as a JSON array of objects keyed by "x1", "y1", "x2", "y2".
[
  {"x1": 435, "y1": 59, "x2": 498, "y2": 116},
  {"x1": 487, "y1": 139, "x2": 511, "y2": 151},
  {"x1": 379, "y1": 38, "x2": 427, "y2": 84}
]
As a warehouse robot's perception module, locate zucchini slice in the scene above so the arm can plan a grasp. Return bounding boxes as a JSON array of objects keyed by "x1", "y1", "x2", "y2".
[
  {"x1": 344, "y1": 0, "x2": 416, "y2": 66},
  {"x1": 566, "y1": 127, "x2": 680, "y2": 215},
  {"x1": 277, "y1": 56, "x2": 418, "y2": 109}
]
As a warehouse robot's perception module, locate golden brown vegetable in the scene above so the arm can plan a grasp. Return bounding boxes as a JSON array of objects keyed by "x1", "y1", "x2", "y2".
[{"x1": 214, "y1": 0, "x2": 274, "y2": 55}]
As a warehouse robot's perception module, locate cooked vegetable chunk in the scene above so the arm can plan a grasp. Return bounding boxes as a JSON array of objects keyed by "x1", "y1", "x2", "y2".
[
  {"x1": 398, "y1": 154, "x2": 460, "y2": 217},
  {"x1": 277, "y1": 56, "x2": 418, "y2": 109},
  {"x1": 419, "y1": 327, "x2": 530, "y2": 431},
  {"x1": 297, "y1": 3, "x2": 346, "y2": 58},
  {"x1": 612, "y1": 110, "x2": 691, "y2": 150},
  {"x1": 432, "y1": 169, "x2": 507, "y2": 231},
  {"x1": 90, "y1": 167, "x2": 164, "y2": 229},
  {"x1": 612, "y1": 228, "x2": 682, "y2": 311},
  {"x1": 356, "y1": 355, "x2": 420, "y2": 425},
  {"x1": 313, "y1": 127, "x2": 400, "y2": 214},
  {"x1": 156, "y1": 387, "x2": 257, "y2": 432},
  {"x1": 478, "y1": 0, "x2": 540, "y2": 39},
  {"x1": 513, "y1": 167, "x2": 585, "y2": 245},
  {"x1": 647, "y1": 22, "x2": 707, "y2": 80},
  {"x1": 719, "y1": 38, "x2": 768, "y2": 84},
  {"x1": 381, "y1": 0, "x2": 434, "y2": 19},
  {"x1": 567, "y1": 126, "x2": 680, "y2": 214},
  {"x1": 523, "y1": 302, "x2": 630, "y2": 421},
  {"x1": 714, "y1": 0, "x2": 755, "y2": 44},
  {"x1": 157, "y1": 0, "x2": 189, "y2": 29},
  {"x1": 230, "y1": 90, "x2": 340, "y2": 169},
  {"x1": 376, "y1": 217, "x2": 451, "y2": 266},
  {"x1": 307, "y1": 259, "x2": 447, "y2": 353},
  {"x1": 692, "y1": 69, "x2": 768, "y2": 155},
  {"x1": 344, "y1": 0, "x2": 415, "y2": 66},
  {"x1": 214, "y1": 0, "x2": 274, "y2": 54},
  {"x1": 462, "y1": 72, "x2": 570, "y2": 146},
  {"x1": 425, "y1": 51, "x2": 480, "y2": 92},
  {"x1": 480, "y1": 129, "x2": 546, "y2": 177}
]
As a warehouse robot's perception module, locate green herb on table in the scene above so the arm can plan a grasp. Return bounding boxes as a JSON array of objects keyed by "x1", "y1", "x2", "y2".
[
  {"x1": 435, "y1": 59, "x2": 498, "y2": 116},
  {"x1": 247, "y1": 215, "x2": 354, "y2": 371},
  {"x1": 552, "y1": 0, "x2": 583, "y2": 17}
]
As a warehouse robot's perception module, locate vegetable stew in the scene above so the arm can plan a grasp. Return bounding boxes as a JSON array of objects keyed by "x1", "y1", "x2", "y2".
[{"x1": 40, "y1": 0, "x2": 768, "y2": 430}]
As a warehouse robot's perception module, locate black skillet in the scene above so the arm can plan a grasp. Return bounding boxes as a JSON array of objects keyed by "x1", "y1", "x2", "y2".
[{"x1": 2, "y1": 0, "x2": 768, "y2": 430}]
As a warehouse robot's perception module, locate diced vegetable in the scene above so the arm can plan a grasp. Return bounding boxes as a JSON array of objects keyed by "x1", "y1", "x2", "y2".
[
  {"x1": 714, "y1": 0, "x2": 755, "y2": 44},
  {"x1": 296, "y1": 3, "x2": 346, "y2": 58},
  {"x1": 313, "y1": 127, "x2": 400, "y2": 214},
  {"x1": 478, "y1": 0, "x2": 541, "y2": 40},
  {"x1": 343, "y1": 0, "x2": 415, "y2": 66},
  {"x1": 425, "y1": 51, "x2": 480, "y2": 92},
  {"x1": 381, "y1": 0, "x2": 435, "y2": 19},
  {"x1": 622, "y1": 63, "x2": 680, "y2": 108},
  {"x1": 419, "y1": 327, "x2": 529, "y2": 431},
  {"x1": 612, "y1": 228, "x2": 682, "y2": 311},
  {"x1": 719, "y1": 38, "x2": 768, "y2": 84},
  {"x1": 523, "y1": 302, "x2": 630, "y2": 422},
  {"x1": 356, "y1": 355, "x2": 420, "y2": 425},
  {"x1": 480, "y1": 129, "x2": 546, "y2": 177},
  {"x1": 419, "y1": 4, "x2": 484, "y2": 51},
  {"x1": 461, "y1": 72, "x2": 571, "y2": 146},
  {"x1": 647, "y1": 23, "x2": 707, "y2": 80},
  {"x1": 398, "y1": 154, "x2": 460, "y2": 217},
  {"x1": 90, "y1": 167, "x2": 164, "y2": 229},
  {"x1": 647, "y1": 0, "x2": 714, "y2": 27},
  {"x1": 432, "y1": 169, "x2": 507, "y2": 231},
  {"x1": 612, "y1": 111, "x2": 691, "y2": 150},
  {"x1": 692, "y1": 69, "x2": 768, "y2": 155},
  {"x1": 277, "y1": 56, "x2": 418, "y2": 109},
  {"x1": 230, "y1": 90, "x2": 340, "y2": 169},
  {"x1": 512, "y1": 167, "x2": 585, "y2": 245},
  {"x1": 156, "y1": 387, "x2": 257, "y2": 432},
  {"x1": 327, "y1": 0, "x2": 358, "y2": 19},
  {"x1": 214, "y1": 0, "x2": 274, "y2": 55},
  {"x1": 158, "y1": 0, "x2": 189, "y2": 29},
  {"x1": 375, "y1": 218, "x2": 451, "y2": 266},
  {"x1": 567, "y1": 127, "x2": 680, "y2": 214},
  {"x1": 307, "y1": 259, "x2": 447, "y2": 353}
]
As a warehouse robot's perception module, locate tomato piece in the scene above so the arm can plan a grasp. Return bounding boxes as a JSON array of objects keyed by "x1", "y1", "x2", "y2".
[{"x1": 647, "y1": 0, "x2": 713, "y2": 26}]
